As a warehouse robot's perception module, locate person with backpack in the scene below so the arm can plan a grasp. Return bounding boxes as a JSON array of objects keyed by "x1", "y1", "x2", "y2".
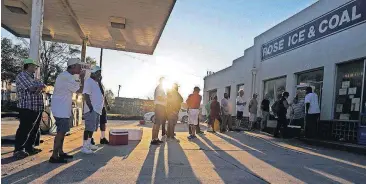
[{"x1": 274, "y1": 92, "x2": 289, "y2": 138}]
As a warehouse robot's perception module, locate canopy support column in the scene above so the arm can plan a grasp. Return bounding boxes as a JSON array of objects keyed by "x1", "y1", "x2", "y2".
[
  {"x1": 29, "y1": 0, "x2": 44, "y2": 80},
  {"x1": 81, "y1": 38, "x2": 88, "y2": 62}
]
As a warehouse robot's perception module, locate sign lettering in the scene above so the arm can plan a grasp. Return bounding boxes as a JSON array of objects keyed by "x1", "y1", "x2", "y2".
[{"x1": 261, "y1": 0, "x2": 366, "y2": 61}]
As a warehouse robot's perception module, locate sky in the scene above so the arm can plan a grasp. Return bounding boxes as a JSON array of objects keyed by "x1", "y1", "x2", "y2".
[{"x1": 1, "y1": 0, "x2": 317, "y2": 100}]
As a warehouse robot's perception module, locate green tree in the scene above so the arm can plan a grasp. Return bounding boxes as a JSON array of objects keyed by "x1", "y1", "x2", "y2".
[
  {"x1": 105, "y1": 89, "x2": 115, "y2": 106},
  {"x1": 1, "y1": 38, "x2": 28, "y2": 81},
  {"x1": 39, "y1": 41, "x2": 80, "y2": 85}
]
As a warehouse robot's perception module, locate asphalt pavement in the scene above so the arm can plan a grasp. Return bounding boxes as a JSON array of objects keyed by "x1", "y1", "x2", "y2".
[{"x1": 1, "y1": 121, "x2": 366, "y2": 184}]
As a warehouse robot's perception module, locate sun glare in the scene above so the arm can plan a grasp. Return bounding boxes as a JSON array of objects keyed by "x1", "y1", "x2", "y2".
[{"x1": 162, "y1": 80, "x2": 174, "y2": 92}]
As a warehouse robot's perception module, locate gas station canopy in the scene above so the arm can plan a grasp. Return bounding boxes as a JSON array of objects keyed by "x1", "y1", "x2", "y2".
[{"x1": 1, "y1": 0, "x2": 176, "y2": 55}]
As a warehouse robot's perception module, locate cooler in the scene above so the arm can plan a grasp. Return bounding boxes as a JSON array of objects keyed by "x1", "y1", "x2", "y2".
[
  {"x1": 109, "y1": 129, "x2": 128, "y2": 145},
  {"x1": 112, "y1": 129, "x2": 143, "y2": 141}
]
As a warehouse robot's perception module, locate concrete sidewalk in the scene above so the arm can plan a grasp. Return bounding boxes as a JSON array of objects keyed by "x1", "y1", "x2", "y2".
[{"x1": 2, "y1": 121, "x2": 366, "y2": 184}]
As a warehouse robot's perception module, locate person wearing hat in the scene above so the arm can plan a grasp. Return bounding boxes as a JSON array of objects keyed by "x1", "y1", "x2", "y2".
[
  {"x1": 81, "y1": 65, "x2": 104, "y2": 154},
  {"x1": 89, "y1": 76, "x2": 110, "y2": 145},
  {"x1": 50, "y1": 58, "x2": 85, "y2": 163},
  {"x1": 166, "y1": 83, "x2": 183, "y2": 141},
  {"x1": 14, "y1": 58, "x2": 45, "y2": 159}
]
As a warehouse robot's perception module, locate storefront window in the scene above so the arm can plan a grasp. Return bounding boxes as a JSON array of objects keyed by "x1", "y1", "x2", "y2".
[
  {"x1": 263, "y1": 77, "x2": 286, "y2": 109},
  {"x1": 334, "y1": 60, "x2": 364, "y2": 120},
  {"x1": 296, "y1": 69, "x2": 324, "y2": 104}
]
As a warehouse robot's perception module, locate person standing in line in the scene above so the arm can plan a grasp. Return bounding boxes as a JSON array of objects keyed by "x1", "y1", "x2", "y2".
[
  {"x1": 205, "y1": 96, "x2": 213, "y2": 131},
  {"x1": 186, "y1": 87, "x2": 202, "y2": 139},
  {"x1": 220, "y1": 93, "x2": 232, "y2": 132},
  {"x1": 209, "y1": 96, "x2": 221, "y2": 133},
  {"x1": 291, "y1": 96, "x2": 305, "y2": 128},
  {"x1": 274, "y1": 92, "x2": 289, "y2": 138},
  {"x1": 305, "y1": 87, "x2": 320, "y2": 138},
  {"x1": 151, "y1": 77, "x2": 166, "y2": 145},
  {"x1": 50, "y1": 58, "x2": 85, "y2": 163},
  {"x1": 261, "y1": 94, "x2": 270, "y2": 131},
  {"x1": 166, "y1": 83, "x2": 183, "y2": 141},
  {"x1": 90, "y1": 76, "x2": 110, "y2": 145},
  {"x1": 248, "y1": 94, "x2": 258, "y2": 131},
  {"x1": 81, "y1": 66, "x2": 104, "y2": 154},
  {"x1": 236, "y1": 90, "x2": 247, "y2": 128},
  {"x1": 14, "y1": 59, "x2": 45, "y2": 159}
]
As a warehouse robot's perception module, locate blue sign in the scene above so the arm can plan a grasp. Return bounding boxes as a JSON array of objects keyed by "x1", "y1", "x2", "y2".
[{"x1": 261, "y1": 0, "x2": 366, "y2": 61}]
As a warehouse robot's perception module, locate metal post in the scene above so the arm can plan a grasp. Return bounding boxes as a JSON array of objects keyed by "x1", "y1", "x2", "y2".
[
  {"x1": 81, "y1": 38, "x2": 87, "y2": 62},
  {"x1": 100, "y1": 48, "x2": 103, "y2": 68},
  {"x1": 29, "y1": 0, "x2": 44, "y2": 80}
]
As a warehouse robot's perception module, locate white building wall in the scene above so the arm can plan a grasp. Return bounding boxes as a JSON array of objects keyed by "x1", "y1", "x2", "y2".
[
  {"x1": 254, "y1": 0, "x2": 366, "y2": 120},
  {"x1": 204, "y1": 0, "x2": 366, "y2": 120}
]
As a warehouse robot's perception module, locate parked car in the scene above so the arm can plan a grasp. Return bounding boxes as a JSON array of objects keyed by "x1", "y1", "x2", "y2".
[{"x1": 144, "y1": 109, "x2": 189, "y2": 123}]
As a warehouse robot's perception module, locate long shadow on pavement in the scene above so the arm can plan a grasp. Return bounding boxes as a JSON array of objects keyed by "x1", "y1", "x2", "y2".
[
  {"x1": 193, "y1": 134, "x2": 268, "y2": 184},
  {"x1": 137, "y1": 140, "x2": 199, "y2": 183},
  {"x1": 1, "y1": 146, "x2": 82, "y2": 183},
  {"x1": 45, "y1": 141, "x2": 140, "y2": 183},
  {"x1": 219, "y1": 132, "x2": 366, "y2": 183}
]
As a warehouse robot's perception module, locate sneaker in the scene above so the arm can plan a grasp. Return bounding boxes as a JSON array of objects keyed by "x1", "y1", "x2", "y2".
[
  {"x1": 100, "y1": 138, "x2": 109, "y2": 144},
  {"x1": 81, "y1": 147, "x2": 93, "y2": 154},
  {"x1": 88, "y1": 144, "x2": 98, "y2": 151},
  {"x1": 91, "y1": 138, "x2": 95, "y2": 145},
  {"x1": 26, "y1": 148, "x2": 42, "y2": 155},
  {"x1": 150, "y1": 140, "x2": 161, "y2": 145},
  {"x1": 13, "y1": 150, "x2": 29, "y2": 160},
  {"x1": 187, "y1": 135, "x2": 196, "y2": 140},
  {"x1": 49, "y1": 157, "x2": 68, "y2": 163},
  {"x1": 60, "y1": 153, "x2": 74, "y2": 159}
]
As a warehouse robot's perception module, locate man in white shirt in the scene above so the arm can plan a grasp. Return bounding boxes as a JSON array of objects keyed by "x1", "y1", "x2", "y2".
[
  {"x1": 151, "y1": 77, "x2": 166, "y2": 145},
  {"x1": 236, "y1": 90, "x2": 246, "y2": 123},
  {"x1": 50, "y1": 58, "x2": 85, "y2": 163},
  {"x1": 304, "y1": 87, "x2": 320, "y2": 138},
  {"x1": 82, "y1": 66, "x2": 104, "y2": 154}
]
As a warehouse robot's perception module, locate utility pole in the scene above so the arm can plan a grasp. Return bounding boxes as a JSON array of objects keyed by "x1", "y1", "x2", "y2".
[
  {"x1": 118, "y1": 85, "x2": 121, "y2": 97},
  {"x1": 99, "y1": 48, "x2": 103, "y2": 69}
]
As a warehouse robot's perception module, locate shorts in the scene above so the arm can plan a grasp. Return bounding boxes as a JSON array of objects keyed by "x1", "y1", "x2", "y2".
[
  {"x1": 84, "y1": 111, "x2": 100, "y2": 132},
  {"x1": 236, "y1": 111, "x2": 244, "y2": 120},
  {"x1": 55, "y1": 117, "x2": 70, "y2": 133},
  {"x1": 154, "y1": 104, "x2": 167, "y2": 125},
  {"x1": 249, "y1": 113, "x2": 257, "y2": 122},
  {"x1": 188, "y1": 109, "x2": 200, "y2": 125},
  {"x1": 100, "y1": 107, "x2": 107, "y2": 124}
]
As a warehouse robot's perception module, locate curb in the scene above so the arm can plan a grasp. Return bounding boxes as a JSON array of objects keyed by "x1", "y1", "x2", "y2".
[{"x1": 299, "y1": 138, "x2": 366, "y2": 155}]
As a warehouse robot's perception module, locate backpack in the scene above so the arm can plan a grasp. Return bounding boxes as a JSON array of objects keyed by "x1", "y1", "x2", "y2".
[{"x1": 271, "y1": 101, "x2": 280, "y2": 115}]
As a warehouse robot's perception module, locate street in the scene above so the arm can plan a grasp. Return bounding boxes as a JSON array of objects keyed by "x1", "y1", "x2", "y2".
[{"x1": 1, "y1": 121, "x2": 366, "y2": 184}]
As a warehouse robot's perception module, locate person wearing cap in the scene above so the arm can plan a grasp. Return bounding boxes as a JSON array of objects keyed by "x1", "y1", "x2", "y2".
[
  {"x1": 81, "y1": 66, "x2": 104, "y2": 154},
  {"x1": 186, "y1": 86, "x2": 202, "y2": 139},
  {"x1": 89, "y1": 76, "x2": 110, "y2": 145},
  {"x1": 50, "y1": 58, "x2": 85, "y2": 163},
  {"x1": 166, "y1": 83, "x2": 183, "y2": 141},
  {"x1": 14, "y1": 58, "x2": 45, "y2": 159}
]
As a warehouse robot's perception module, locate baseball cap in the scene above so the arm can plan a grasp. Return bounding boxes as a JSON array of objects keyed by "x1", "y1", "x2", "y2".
[
  {"x1": 23, "y1": 58, "x2": 39, "y2": 66},
  {"x1": 67, "y1": 58, "x2": 82, "y2": 66},
  {"x1": 91, "y1": 65, "x2": 101, "y2": 73}
]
